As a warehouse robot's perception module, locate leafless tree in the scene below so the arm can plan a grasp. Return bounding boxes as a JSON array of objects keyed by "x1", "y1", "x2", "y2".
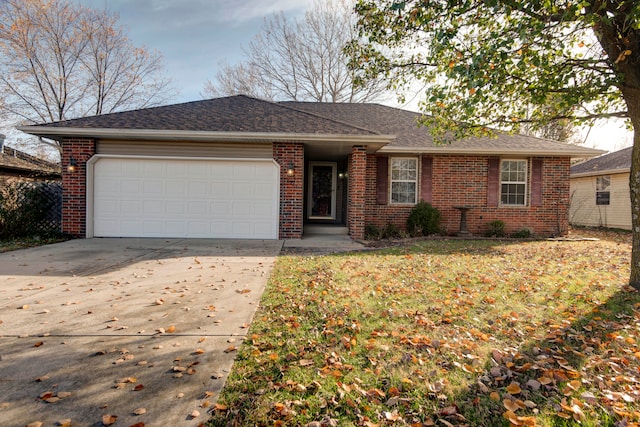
[
  {"x1": 202, "y1": 0, "x2": 388, "y2": 103},
  {"x1": 0, "y1": 0, "x2": 175, "y2": 152}
]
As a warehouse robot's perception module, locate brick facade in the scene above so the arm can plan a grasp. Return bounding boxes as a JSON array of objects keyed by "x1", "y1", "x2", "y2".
[
  {"x1": 59, "y1": 136, "x2": 570, "y2": 240},
  {"x1": 347, "y1": 146, "x2": 367, "y2": 239},
  {"x1": 273, "y1": 142, "x2": 304, "y2": 239},
  {"x1": 61, "y1": 138, "x2": 95, "y2": 237},
  {"x1": 365, "y1": 154, "x2": 570, "y2": 237}
]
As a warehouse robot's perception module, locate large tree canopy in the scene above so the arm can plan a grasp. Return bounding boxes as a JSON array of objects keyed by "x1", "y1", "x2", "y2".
[
  {"x1": 349, "y1": 0, "x2": 640, "y2": 286},
  {"x1": 0, "y1": 0, "x2": 175, "y2": 151},
  {"x1": 203, "y1": 0, "x2": 387, "y2": 103}
]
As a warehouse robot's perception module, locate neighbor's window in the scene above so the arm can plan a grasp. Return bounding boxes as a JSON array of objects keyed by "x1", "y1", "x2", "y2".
[
  {"x1": 500, "y1": 159, "x2": 527, "y2": 206},
  {"x1": 596, "y1": 175, "x2": 611, "y2": 205},
  {"x1": 390, "y1": 157, "x2": 417, "y2": 204}
]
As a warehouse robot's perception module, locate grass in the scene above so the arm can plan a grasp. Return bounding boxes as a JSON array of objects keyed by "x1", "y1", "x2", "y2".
[
  {"x1": 209, "y1": 228, "x2": 640, "y2": 427},
  {"x1": 0, "y1": 235, "x2": 68, "y2": 253}
]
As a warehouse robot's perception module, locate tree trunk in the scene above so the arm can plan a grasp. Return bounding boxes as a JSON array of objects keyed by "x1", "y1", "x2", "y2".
[{"x1": 627, "y1": 88, "x2": 640, "y2": 289}]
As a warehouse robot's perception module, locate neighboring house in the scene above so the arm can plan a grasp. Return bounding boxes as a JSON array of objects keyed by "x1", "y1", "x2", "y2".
[
  {"x1": 0, "y1": 135, "x2": 61, "y2": 184},
  {"x1": 19, "y1": 95, "x2": 603, "y2": 240},
  {"x1": 570, "y1": 146, "x2": 632, "y2": 230}
]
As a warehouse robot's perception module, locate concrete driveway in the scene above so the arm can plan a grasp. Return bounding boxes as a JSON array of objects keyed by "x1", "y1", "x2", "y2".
[{"x1": 0, "y1": 238, "x2": 282, "y2": 427}]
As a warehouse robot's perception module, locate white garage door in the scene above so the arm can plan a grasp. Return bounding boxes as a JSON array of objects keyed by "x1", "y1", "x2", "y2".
[{"x1": 92, "y1": 157, "x2": 279, "y2": 239}]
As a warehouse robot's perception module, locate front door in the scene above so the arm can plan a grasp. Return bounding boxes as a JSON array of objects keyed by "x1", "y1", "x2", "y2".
[{"x1": 307, "y1": 162, "x2": 337, "y2": 220}]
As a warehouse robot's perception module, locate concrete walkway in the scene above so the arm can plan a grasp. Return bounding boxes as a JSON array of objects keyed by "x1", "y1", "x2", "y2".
[{"x1": 0, "y1": 238, "x2": 281, "y2": 427}]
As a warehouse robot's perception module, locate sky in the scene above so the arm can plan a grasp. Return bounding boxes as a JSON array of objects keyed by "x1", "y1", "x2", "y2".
[{"x1": 75, "y1": 0, "x2": 312, "y2": 102}]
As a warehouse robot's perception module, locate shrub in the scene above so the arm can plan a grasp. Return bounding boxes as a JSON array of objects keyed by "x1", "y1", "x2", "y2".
[
  {"x1": 364, "y1": 224, "x2": 381, "y2": 240},
  {"x1": 484, "y1": 220, "x2": 506, "y2": 237},
  {"x1": 512, "y1": 228, "x2": 533, "y2": 238},
  {"x1": 381, "y1": 223, "x2": 402, "y2": 239},
  {"x1": 406, "y1": 202, "x2": 442, "y2": 236}
]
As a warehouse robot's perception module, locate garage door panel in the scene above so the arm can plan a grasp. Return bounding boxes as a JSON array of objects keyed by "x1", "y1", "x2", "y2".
[{"x1": 93, "y1": 158, "x2": 278, "y2": 238}]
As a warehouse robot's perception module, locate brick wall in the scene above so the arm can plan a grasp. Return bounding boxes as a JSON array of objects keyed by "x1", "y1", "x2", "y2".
[
  {"x1": 273, "y1": 142, "x2": 304, "y2": 239},
  {"x1": 348, "y1": 146, "x2": 367, "y2": 239},
  {"x1": 61, "y1": 138, "x2": 95, "y2": 237},
  {"x1": 365, "y1": 154, "x2": 570, "y2": 237}
]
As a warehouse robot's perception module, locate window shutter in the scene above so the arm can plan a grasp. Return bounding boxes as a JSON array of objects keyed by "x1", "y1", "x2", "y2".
[
  {"x1": 531, "y1": 158, "x2": 543, "y2": 207},
  {"x1": 487, "y1": 157, "x2": 500, "y2": 207},
  {"x1": 420, "y1": 157, "x2": 433, "y2": 203},
  {"x1": 376, "y1": 156, "x2": 388, "y2": 205}
]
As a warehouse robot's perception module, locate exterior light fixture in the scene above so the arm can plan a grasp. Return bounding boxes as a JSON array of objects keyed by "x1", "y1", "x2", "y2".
[
  {"x1": 67, "y1": 157, "x2": 78, "y2": 172},
  {"x1": 286, "y1": 162, "x2": 295, "y2": 176}
]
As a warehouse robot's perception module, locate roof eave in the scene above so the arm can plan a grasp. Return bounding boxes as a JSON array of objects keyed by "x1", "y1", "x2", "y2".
[
  {"x1": 17, "y1": 126, "x2": 395, "y2": 145},
  {"x1": 571, "y1": 167, "x2": 631, "y2": 178},
  {"x1": 378, "y1": 146, "x2": 606, "y2": 158}
]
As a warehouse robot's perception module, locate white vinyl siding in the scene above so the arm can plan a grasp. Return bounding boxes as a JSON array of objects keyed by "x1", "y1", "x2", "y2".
[{"x1": 570, "y1": 173, "x2": 631, "y2": 230}]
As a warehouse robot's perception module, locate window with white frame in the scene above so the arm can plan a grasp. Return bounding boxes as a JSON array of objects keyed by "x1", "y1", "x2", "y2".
[
  {"x1": 390, "y1": 157, "x2": 417, "y2": 204},
  {"x1": 500, "y1": 159, "x2": 527, "y2": 206},
  {"x1": 596, "y1": 175, "x2": 610, "y2": 205}
]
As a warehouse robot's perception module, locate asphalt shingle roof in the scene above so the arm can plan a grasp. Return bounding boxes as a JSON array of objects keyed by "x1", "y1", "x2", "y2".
[
  {"x1": 571, "y1": 146, "x2": 632, "y2": 175},
  {"x1": 40, "y1": 95, "x2": 379, "y2": 136},
  {"x1": 24, "y1": 95, "x2": 603, "y2": 156},
  {"x1": 281, "y1": 101, "x2": 591, "y2": 152}
]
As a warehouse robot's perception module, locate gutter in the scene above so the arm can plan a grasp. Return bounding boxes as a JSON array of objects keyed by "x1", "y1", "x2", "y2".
[
  {"x1": 570, "y1": 167, "x2": 630, "y2": 178},
  {"x1": 378, "y1": 145, "x2": 606, "y2": 158},
  {"x1": 17, "y1": 126, "x2": 396, "y2": 145}
]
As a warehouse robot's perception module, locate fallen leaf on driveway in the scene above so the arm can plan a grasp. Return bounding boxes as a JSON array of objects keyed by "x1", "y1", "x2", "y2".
[
  {"x1": 26, "y1": 422, "x2": 42, "y2": 427},
  {"x1": 166, "y1": 325, "x2": 176, "y2": 333},
  {"x1": 102, "y1": 414, "x2": 117, "y2": 425},
  {"x1": 132, "y1": 407, "x2": 146, "y2": 415},
  {"x1": 57, "y1": 419, "x2": 72, "y2": 427},
  {"x1": 189, "y1": 410, "x2": 200, "y2": 418},
  {"x1": 224, "y1": 345, "x2": 237, "y2": 353},
  {"x1": 236, "y1": 289, "x2": 251, "y2": 294}
]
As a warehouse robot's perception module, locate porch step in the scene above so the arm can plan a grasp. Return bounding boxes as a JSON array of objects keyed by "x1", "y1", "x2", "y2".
[{"x1": 304, "y1": 225, "x2": 349, "y2": 235}]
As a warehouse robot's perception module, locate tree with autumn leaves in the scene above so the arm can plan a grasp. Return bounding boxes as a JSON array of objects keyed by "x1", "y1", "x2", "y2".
[
  {"x1": 348, "y1": 0, "x2": 640, "y2": 287},
  {"x1": 0, "y1": 0, "x2": 175, "y2": 154}
]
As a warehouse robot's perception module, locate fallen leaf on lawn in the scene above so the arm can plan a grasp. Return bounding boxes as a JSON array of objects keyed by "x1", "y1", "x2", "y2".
[
  {"x1": 224, "y1": 345, "x2": 237, "y2": 353},
  {"x1": 214, "y1": 403, "x2": 228, "y2": 411},
  {"x1": 133, "y1": 407, "x2": 147, "y2": 415},
  {"x1": 384, "y1": 411, "x2": 401, "y2": 421},
  {"x1": 490, "y1": 392, "x2": 501, "y2": 401},
  {"x1": 506, "y1": 383, "x2": 522, "y2": 395},
  {"x1": 102, "y1": 414, "x2": 118, "y2": 425},
  {"x1": 503, "y1": 399, "x2": 524, "y2": 412}
]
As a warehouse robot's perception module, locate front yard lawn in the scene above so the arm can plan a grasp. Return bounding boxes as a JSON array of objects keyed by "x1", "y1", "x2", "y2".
[{"x1": 210, "y1": 232, "x2": 638, "y2": 427}]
